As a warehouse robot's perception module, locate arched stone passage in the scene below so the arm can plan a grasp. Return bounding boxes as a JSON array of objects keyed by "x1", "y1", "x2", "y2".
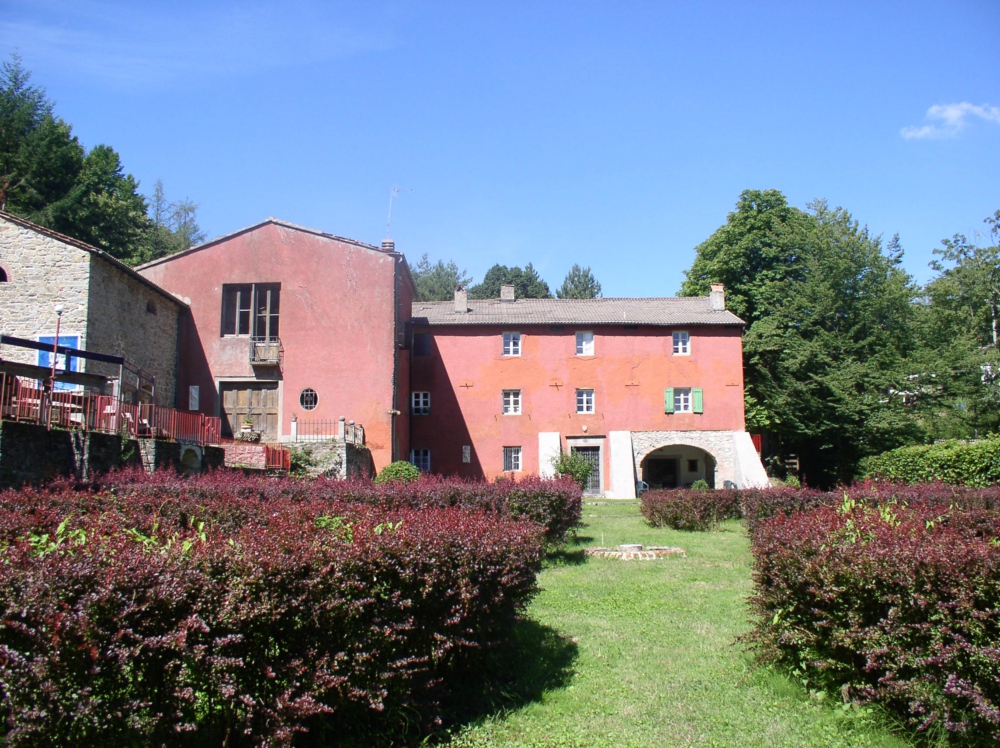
[
  {"x1": 632, "y1": 430, "x2": 737, "y2": 489},
  {"x1": 640, "y1": 444, "x2": 717, "y2": 489}
]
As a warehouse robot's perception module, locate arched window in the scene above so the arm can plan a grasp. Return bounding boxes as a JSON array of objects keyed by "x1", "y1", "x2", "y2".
[{"x1": 0, "y1": 267, "x2": 8, "y2": 282}]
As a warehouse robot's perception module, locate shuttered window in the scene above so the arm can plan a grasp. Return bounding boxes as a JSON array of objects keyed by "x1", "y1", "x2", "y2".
[{"x1": 664, "y1": 387, "x2": 703, "y2": 414}]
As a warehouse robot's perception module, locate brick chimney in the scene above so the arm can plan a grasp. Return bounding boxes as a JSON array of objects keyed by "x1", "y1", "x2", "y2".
[
  {"x1": 454, "y1": 286, "x2": 468, "y2": 313},
  {"x1": 500, "y1": 284, "x2": 515, "y2": 302},
  {"x1": 381, "y1": 239, "x2": 395, "y2": 252},
  {"x1": 710, "y1": 284, "x2": 726, "y2": 311}
]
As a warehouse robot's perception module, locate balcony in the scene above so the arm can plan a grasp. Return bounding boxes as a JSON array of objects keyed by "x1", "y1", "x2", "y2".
[{"x1": 249, "y1": 337, "x2": 283, "y2": 367}]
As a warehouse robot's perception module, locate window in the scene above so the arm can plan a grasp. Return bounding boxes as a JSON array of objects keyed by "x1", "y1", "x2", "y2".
[
  {"x1": 503, "y1": 446, "x2": 522, "y2": 472},
  {"x1": 146, "y1": 300, "x2": 157, "y2": 316},
  {"x1": 576, "y1": 331, "x2": 594, "y2": 356},
  {"x1": 410, "y1": 448, "x2": 431, "y2": 472},
  {"x1": 189, "y1": 386, "x2": 200, "y2": 411},
  {"x1": 503, "y1": 332, "x2": 521, "y2": 356},
  {"x1": 0, "y1": 267, "x2": 7, "y2": 281},
  {"x1": 412, "y1": 391, "x2": 431, "y2": 415},
  {"x1": 299, "y1": 388, "x2": 318, "y2": 410},
  {"x1": 413, "y1": 333, "x2": 431, "y2": 357},
  {"x1": 576, "y1": 388, "x2": 595, "y2": 414},
  {"x1": 672, "y1": 331, "x2": 690, "y2": 355},
  {"x1": 687, "y1": 459, "x2": 699, "y2": 473},
  {"x1": 222, "y1": 283, "x2": 280, "y2": 339},
  {"x1": 663, "y1": 387, "x2": 704, "y2": 414},
  {"x1": 502, "y1": 389, "x2": 522, "y2": 415}
]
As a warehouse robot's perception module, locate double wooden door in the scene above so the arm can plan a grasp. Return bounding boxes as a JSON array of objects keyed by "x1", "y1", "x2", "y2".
[{"x1": 220, "y1": 382, "x2": 279, "y2": 442}]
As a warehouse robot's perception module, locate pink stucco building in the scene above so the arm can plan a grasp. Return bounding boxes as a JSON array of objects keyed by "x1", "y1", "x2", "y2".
[
  {"x1": 138, "y1": 219, "x2": 414, "y2": 470},
  {"x1": 410, "y1": 286, "x2": 767, "y2": 496},
  {"x1": 136, "y1": 217, "x2": 766, "y2": 493}
]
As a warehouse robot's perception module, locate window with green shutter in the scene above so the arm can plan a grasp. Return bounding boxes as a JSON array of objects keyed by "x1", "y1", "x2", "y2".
[
  {"x1": 693, "y1": 387, "x2": 704, "y2": 413},
  {"x1": 665, "y1": 387, "x2": 703, "y2": 414}
]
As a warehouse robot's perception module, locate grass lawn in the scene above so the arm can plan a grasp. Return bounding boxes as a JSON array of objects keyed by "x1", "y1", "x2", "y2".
[{"x1": 446, "y1": 501, "x2": 915, "y2": 748}]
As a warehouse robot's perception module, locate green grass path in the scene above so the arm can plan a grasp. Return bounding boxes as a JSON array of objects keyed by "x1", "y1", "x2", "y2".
[{"x1": 451, "y1": 502, "x2": 912, "y2": 748}]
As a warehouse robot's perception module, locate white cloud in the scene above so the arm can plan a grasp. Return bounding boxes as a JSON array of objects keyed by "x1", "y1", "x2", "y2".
[{"x1": 901, "y1": 102, "x2": 1000, "y2": 140}]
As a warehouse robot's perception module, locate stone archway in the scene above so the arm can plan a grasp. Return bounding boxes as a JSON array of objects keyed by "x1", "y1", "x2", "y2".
[
  {"x1": 631, "y1": 430, "x2": 737, "y2": 489},
  {"x1": 640, "y1": 445, "x2": 717, "y2": 489}
]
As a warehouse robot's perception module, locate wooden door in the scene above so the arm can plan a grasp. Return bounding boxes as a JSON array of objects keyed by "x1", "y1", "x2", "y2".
[{"x1": 221, "y1": 382, "x2": 280, "y2": 441}]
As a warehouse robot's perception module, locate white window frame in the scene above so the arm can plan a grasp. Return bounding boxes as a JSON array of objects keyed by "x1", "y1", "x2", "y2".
[
  {"x1": 502, "y1": 389, "x2": 522, "y2": 415},
  {"x1": 672, "y1": 331, "x2": 691, "y2": 355},
  {"x1": 411, "y1": 391, "x2": 431, "y2": 416},
  {"x1": 575, "y1": 331, "x2": 594, "y2": 356},
  {"x1": 503, "y1": 446, "x2": 522, "y2": 472},
  {"x1": 502, "y1": 332, "x2": 521, "y2": 356},
  {"x1": 674, "y1": 388, "x2": 692, "y2": 413},
  {"x1": 410, "y1": 448, "x2": 431, "y2": 472},
  {"x1": 576, "y1": 388, "x2": 595, "y2": 414}
]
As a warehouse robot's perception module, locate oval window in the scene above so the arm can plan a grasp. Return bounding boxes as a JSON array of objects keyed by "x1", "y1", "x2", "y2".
[{"x1": 299, "y1": 388, "x2": 318, "y2": 410}]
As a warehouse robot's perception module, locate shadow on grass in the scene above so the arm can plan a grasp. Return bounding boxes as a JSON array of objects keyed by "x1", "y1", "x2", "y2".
[
  {"x1": 433, "y1": 617, "x2": 579, "y2": 740},
  {"x1": 545, "y1": 547, "x2": 588, "y2": 566}
]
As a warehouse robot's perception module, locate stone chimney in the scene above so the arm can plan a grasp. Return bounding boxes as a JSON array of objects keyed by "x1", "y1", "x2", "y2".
[
  {"x1": 710, "y1": 283, "x2": 726, "y2": 311},
  {"x1": 454, "y1": 286, "x2": 468, "y2": 313},
  {"x1": 381, "y1": 238, "x2": 395, "y2": 252},
  {"x1": 500, "y1": 284, "x2": 515, "y2": 302}
]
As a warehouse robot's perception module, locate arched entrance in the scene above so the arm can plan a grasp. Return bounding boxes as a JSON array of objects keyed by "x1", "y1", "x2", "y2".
[{"x1": 640, "y1": 444, "x2": 717, "y2": 489}]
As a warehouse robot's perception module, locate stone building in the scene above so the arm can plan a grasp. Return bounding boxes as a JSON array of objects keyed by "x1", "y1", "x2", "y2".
[
  {"x1": 409, "y1": 285, "x2": 768, "y2": 496},
  {"x1": 0, "y1": 210, "x2": 184, "y2": 405}
]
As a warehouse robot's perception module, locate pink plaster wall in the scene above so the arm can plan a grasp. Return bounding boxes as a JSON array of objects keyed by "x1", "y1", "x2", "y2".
[
  {"x1": 138, "y1": 222, "x2": 409, "y2": 470},
  {"x1": 409, "y1": 325, "x2": 746, "y2": 481}
]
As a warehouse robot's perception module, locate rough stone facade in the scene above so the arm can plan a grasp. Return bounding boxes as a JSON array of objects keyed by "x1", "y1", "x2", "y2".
[
  {"x1": 289, "y1": 441, "x2": 375, "y2": 479},
  {"x1": 0, "y1": 216, "x2": 91, "y2": 367},
  {"x1": 631, "y1": 430, "x2": 739, "y2": 487},
  {"x1": 0, "y1": 212, "x2": 182, "y2": 406},
  {"x1": 87, "y1": 256, "x2": 181, "y2": 406}
]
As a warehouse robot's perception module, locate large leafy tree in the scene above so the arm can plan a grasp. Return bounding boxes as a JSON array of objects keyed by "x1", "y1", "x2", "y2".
[
  {"x1": 469, "y1": 263, "x2": 552, "y2": 299},
  {"x1": 682, "y1": 191, "x2": 919, "y2": 486},
  {"x1": 556, "y1": 264, "x2": 602, "y2": 299},
  {"x1": 906, "y1": 210, "x2": 1000, "y2": 440},
  {"x1": 410, "y1": 254, "x2": 473, "y2": 301}
]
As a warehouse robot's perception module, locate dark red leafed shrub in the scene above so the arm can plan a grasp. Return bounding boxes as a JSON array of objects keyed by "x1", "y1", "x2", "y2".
[
  {"x1": 0, "y1": 477, "x2": 544, "y2": 746},
  {"x1": 640, "y1": 488, "x2": 741, "y2": 531},
  {"x1": 737, "y1": 485, "x2": 834, "y2": 535},
  {"x1": 84, "y1": 468, "x2": 583, "y2": 545},
  {"x1": 747, "y1": 496, "x2": 1000, "y2": 744}
]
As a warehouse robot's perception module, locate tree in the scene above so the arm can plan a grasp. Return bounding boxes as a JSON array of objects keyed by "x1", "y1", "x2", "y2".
[
  {"x1": 139, "y1": 179, "x2": 206, "y2": 264},
  {"x1": 0, "y1": 54, "x2": 83, "y2": 220},
  {"x1": 682, "y1": 191, "x2": 920, "y2": 486},
  {"x1": 410, "y1": 254, "x2": 472, "y2": 301},
  {"x1": 556, "y1": 264, "x2": 602, "y2": 299},
  {"x1": 469, "y1": 263, "x2": 552, "y2": 299}
]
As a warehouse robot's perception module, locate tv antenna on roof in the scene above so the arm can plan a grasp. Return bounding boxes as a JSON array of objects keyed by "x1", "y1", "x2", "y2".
[{"x1": 386, "y1": 186, "x2": 411, "y2": 238}]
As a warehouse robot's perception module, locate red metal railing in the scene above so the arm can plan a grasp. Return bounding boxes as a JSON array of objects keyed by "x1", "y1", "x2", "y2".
[{"x1": 0, "y1": 375, "x2": 223, "y2": 448}]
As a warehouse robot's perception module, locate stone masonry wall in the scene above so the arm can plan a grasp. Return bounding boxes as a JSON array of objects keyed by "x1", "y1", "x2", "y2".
[
  {"x1": 631, "y1": 430, "x2": 738, "y2": 487},
  {"x1": 87, "y1": 255, "x2": 181, "y2": 406},
  {"x1": 0, "y1": 217, "x2": 91, "y2": 366}
]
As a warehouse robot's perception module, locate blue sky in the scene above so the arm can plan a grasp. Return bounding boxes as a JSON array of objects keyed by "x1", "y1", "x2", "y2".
[{"x1": 2, "y1": 0, "x2": 998, "y2": 297}]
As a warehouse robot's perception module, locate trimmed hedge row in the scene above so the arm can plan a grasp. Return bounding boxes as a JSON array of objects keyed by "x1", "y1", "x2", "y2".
[
  {"x1": 96, "y1": 469, "x2": 583, "y2": 545},
  {"x1": 0, "y1": 474, "x2": 545, "y2": 746},
  {"x1": 639, "y1": 488, "x2": 741, "y2": 531},
  {"x1": 861, "y1": 437, "x2": 1000, "y2": 486},
  {"x1": 747, "y1": 494, "x2": 1000, "y2": 744}
]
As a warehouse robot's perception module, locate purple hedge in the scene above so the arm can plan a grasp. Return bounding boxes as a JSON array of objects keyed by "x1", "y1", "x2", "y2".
[
  {"x1": 0, "y1": 473, "x2": 545, "y2": 746},
  {"x1": 640, "y1": 488, "x2": 742, "y2": 531},
  {"x1": 747, "y1": 493, "x2": 1000, "y2": 744}
]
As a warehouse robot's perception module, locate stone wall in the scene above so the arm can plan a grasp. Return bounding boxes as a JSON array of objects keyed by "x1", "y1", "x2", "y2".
[
  {"x1": 87, "y1": 255, "x2": 182, "y2": 406},
  {"x1": 287, "y1": 441, "x2": 374, "y2": 479},
  {"x1": 0, "y1": 216, "x2": 91, "y2": 367},
  {"x1": 0, "y1": 421, "x2": 123, "y2": 488},
  {"x1": 631, "y1": 430, "x2": 739, "y2": 487}
]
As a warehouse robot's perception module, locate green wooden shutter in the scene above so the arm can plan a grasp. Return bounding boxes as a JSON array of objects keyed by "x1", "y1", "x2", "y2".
[
  {"x1": 693, "y1": 388, "x2": 704, "y2": 413},
  {"x1": 664, "y1": 388, "x2": 674, "y2": 414}
]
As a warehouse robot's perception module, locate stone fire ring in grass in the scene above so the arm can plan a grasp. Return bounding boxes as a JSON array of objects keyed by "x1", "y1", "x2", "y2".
[{"x1": 584, "y1": 544, "x2": 686, "y2": 560}]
